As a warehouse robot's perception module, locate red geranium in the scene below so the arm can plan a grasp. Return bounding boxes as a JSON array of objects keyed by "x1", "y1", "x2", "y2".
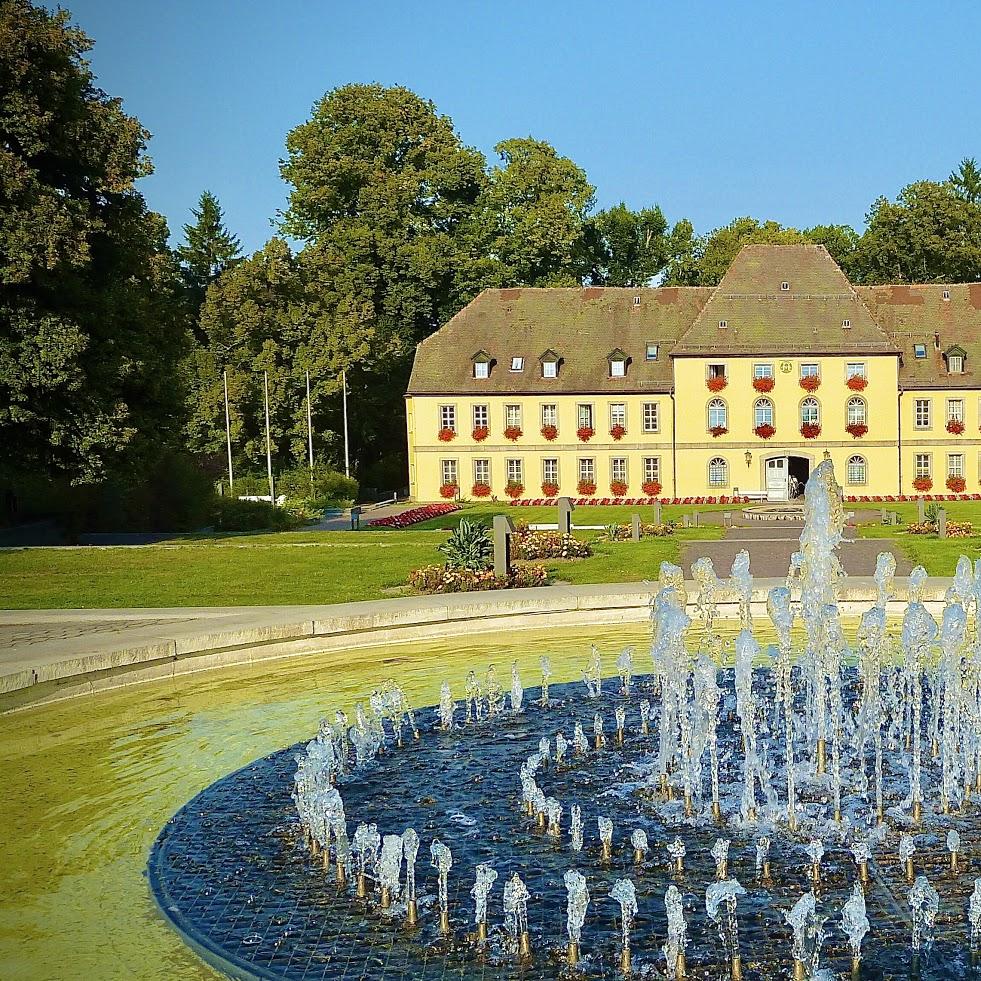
[
  {"x1": 947, "y1": 475, "x2": 967, "y2": 493},
  {"x1": 471, "y1": 481, "x2": 491, "y2": 498},
  {"x1": 800, "y1": 423, "x2": 821, "y2": 439},
  {"x1": 706, "y1": 376, "x2": 728, "y2": 392},
  {"x1": 846, "y1": 375, "x2": 868, "y2": 391},
  {"x1": 505, "y1": 480, "x2": 524, "y2": 499},
  {"x1": 577, "y1": 479, "x2": 597, "y2": 496},
  {"x1": 471, "y1": 425, "x2": 489, "y2": 442},
  {"x1": 610, "y1": 424, "x2": 627, "y2": 441},
  {"x1": 541, "y1": 481, "x2": 559, "y2": 497},
  {"x1": 799, "y1": 375, "x2": 821, "y2": 392},
  {"x1": 439, "y1": 482, "x2": 458, "y2": 499},
  {"x1": 541, "y1": 424, "x2": 558, "y2": 441},
  {"x1": 754, "y1": 423, "x2": 776, "y2": 439},
  {"x1": 641, "y1": 480, "x2": 662, "y2": 496},
  {"x1": 437, "y1": 427, "x2": 456, "y2": 442},
  {"x1": 504, "y1": 425, "x2": 523, "y2": 441},
  {"x1": 709, "y1": 425, "x2": 728, "y2": 437},
  {"x1": 845, "y1": 423, "x2": 868, "y2": 438},
  {"x1": 752, "y1": 376, "x2": 775, "y2": 392},
  {"x1": 610, "y1": 480, "x2": 628, "y2": 497},
  {"x1": 947, "y1": 419, "x2": 965, "y2": 435},
  {"x1": 912, "y1": 476, "x2": 932, "y2": 492},
  {"x1": 576, "y1": 425, "x2": 595, "y2": 442}
]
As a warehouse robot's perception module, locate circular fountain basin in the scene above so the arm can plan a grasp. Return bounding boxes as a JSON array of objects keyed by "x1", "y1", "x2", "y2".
[{"x1": 741, "y1": 503, "x2": 806, "y2": 522}]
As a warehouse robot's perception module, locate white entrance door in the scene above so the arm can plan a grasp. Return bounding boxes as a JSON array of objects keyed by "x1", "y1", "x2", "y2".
[{"x1": 766, "y1": 457, "x2": 788, "y2": 501}]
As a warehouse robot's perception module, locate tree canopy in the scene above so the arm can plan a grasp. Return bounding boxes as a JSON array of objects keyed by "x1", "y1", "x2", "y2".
[{"x1": 176, "y1": 190, "x2": 241, "y2": 315}]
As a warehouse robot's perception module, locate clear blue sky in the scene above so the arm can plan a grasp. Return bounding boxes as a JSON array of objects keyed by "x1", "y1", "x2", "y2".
[{"x1": 68, "y1": 0, "x2": 981, "y2": 255}]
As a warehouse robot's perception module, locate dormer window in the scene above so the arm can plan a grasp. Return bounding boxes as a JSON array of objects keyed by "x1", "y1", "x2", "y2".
[
  {"x1": 633, "y1": 296, "x2": 641, "y2": 306},
  {"x1": 471, "y1": 350, "x2": 492, "y2": 379},
  {"x1": 945, "y1": 345, "x2": 967, "y2": 374},
  {"x1": 842, "y1": 319, "x2": 851, "y2": 329},
  {"x1": 943, "y1": 289, "x2": 951, "y2": 301},
  {"x1": 539, "y1": 349, "x2": 560, "y2": 379},
  {"x1": 607, "y1": 348, "x2": 628, "y2": 378},
  {"x1": 781, "y1": 282, "x2": 790, "y2": 291},
  {"x1": 510, "y1": 356, "x2": 524, "y2": 372},
  {"x1": 718, "y1": 320, "x2": 728, "y2": 329}
]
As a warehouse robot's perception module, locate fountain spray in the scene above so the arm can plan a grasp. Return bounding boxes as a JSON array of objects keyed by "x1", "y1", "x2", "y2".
[
  {"x1": 841, "y1": 883, "x2": 870, "y2": 977},
  {"x1": 510, "y1": 661, "x2": 523, "y2": 713},
  {"x1": 430, "y1": 839, "x2": 453, "y2": 935},
  {"x1": 583, "y1": 645, "x2": 603, "y2": 698},
  {"x1": 401, "y1": 829, "x2": 419, "y2": 925},
  {"x1": 786, "y1": 891, "x2": 826, "y2": 980},
  {"x1": 631, "y1": 828, "x2": 648, "y2": 866},
  {"x1": 705, "y1": 878, "x2": 746, "y2": 980},
  {"x1": 908, "y1": 874, "x2": 940, "y2": 962},
  {"x1": 503, "y1": 872, "x2": 531, "y2": 960},
  {"x1": 711, "y1": 838, "x2": 729, "y2": 880},
  {"x1": 669, "y1": 837, "x2": 686, "y2": 876},
  {"x1": 767, "y1": 586, "x2": 796, "y2": 828},
  {"x1": 901, "y1": 586, "x2": 938, "y2": 821},
  {"x1": 663, "y1": 884, "x2": 688, "y2": 978},
  {"x1": 564, "y1": 869, "x2": 589, "y2": 966},
  {"x1": 539, "y1": 656, "x2": 551, "y2": 706},
  {"x1": 570, "y1": 804, "x2": 584, "y2": 852},
  {"x1": 437, "y1": 681, "x2": 455, "y2": 731},
  {"x1": 598, "y1": 816, "x2": 614, "y2": 863},
  {"x1": 378, "y1": 834, "x2": 402, "y2": 909},
  {"x1": 609, "y1": 878, "x2": 637, "y2": 973},
  {"x1": 617, "y1": 646, "x2": 634, "y2": 695},
  {"x1": 470, "y1": 863, "x2": 497, "y2": 944}
]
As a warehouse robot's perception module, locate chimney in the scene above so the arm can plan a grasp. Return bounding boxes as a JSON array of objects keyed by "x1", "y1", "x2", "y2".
[{"x1": 934, "y1": 332, "x2": 941, "y2": 351}]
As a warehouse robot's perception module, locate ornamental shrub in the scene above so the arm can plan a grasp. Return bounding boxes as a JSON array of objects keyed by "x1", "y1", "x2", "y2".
[
  {"x1": 212, "y1": 497, "x2": 300, "y2": 532},
  {"x1": 437, "y1": 518, "x2": 493, "y2": 571},
  {"x1": 276, "y1": 465, "x2": 359, "y2": 503}
]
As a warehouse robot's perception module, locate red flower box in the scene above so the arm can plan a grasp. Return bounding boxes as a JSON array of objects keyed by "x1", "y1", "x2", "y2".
[
  {"x1": 912, "y1": 476, "x2": 932, "y2": 492},
  {"x1": 947, "y1": 475, "x2": 967, "y2": 493},
  {"x1": 577, "y1": 479, "x2": 597, "y2": 496},
  {"x1": 709, "y1": 425, "x2": 728, "y2": 437},
  {"x1": 799, "y1": 375, "x2": 821, "y2": 392},
  {"x1": 706, "y1": 376, "x2": 728, "y2": 392},
  {"x1": 800, "y1": 423, "x2": 821, "y2": 439},
  {"x1": 471, "y1": 481, "x2": 491, "y2": 497},
  {"x1": 439, "y1": 482, "x2": 458, "y2": 499},
  {"x1": 472, "y1": 425, "x2": 489, "y2": 442},
  {"x1": 752, "y1": 376, "x2": 775, "y2": 392},
  {"x1": 504, "y1": 425, "x2": 523, "y2": 441},
  {"x1": 754, "y1": 423, "x2": 776, "y2": 440},
  {"x1": 846, "y1": 375, "x2": 868, "y2": 391},
  {"x1": 541, "y1": 424, "x2": 558, "y2": 441},
  {"x1": 610, "y1": 424, "x2": 627, "y2": 441},
  {"x1": 610, "y1": 480, "x2": 628, "y2": 497},
  {"x1": 437, "y1": 427, "x2": 456, "y2": 442},
  {"x1": 505, "y1": 480, "x2": 524, "y2": 499},
  {"x1": 576, "y1": 426, "x2": 595, "y2": 442},
  {"x1": 541, "y1": 481, "x2": 559, "y2": 497},
  {"x1": 845, "y1": 423, "x2": 868, "y2": 438},
  {"x1": 641, "y1": 480, "x2": 662, "y2": 496},
  {"x1": 947, "y1": 419, "x2": 965, "y2": 435}
]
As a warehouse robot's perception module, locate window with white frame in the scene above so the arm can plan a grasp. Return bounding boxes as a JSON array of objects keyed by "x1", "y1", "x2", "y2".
[
  {"x1": 754, "y1": 398, "x2": 774, "y2": 427},
  {"x1": 947, "y1": 398, "x2": 965, "y2": 422},
  {"x1": 846, "y1": 362, "x2": 867, "y2": 380},
  {"x1": 847, "y1": 397, "x2": 867, "y2": 426},
  {"x1": 441, "y1": 459, "x2": 458, "y2": 485},
  {"x1": 610, "y1": 403, "x2": 626, "y2": 429},
  {"x1": 800, "y1": 397, "x2": 820, "y2": 426},
  {"x1": 505, "y1": 404, "x2": 522, "y2": 429},
  {"x1": 800, "y1": 363, "x2": 820, "y2": 379},
  {"x1": 643, "y1": 402, "x2": 659, "y2": 433},
  {"x1": 708, "y1": 398, "x2": 728, "y2": 429},
  {"x1": 578, "y1": 458, "x2": 595, "y2": 483},
  {"x1": 577, "y1": 404, "x2": 594, "y2": 429},
  {"x1": 754, "y1": 362, "x2": 774, "y2": 379},
  {"x1": 506, "y1": 458, "x2": 523, "y2": 483},
  {"x1": 610, "y1": 358, "x2": 626, "y2": 378},
  {"x1": 949, "y1": 353, "x2": 965, "y2": 374},
  {"x1": 708, "y1": 457, "x2": 728, "y2": 487},
  {"x1": 542, "y1": 458, "x2": 558, "y2": 485},
  {"x1": 439, "y1": 405, "x2": 456, "y2": 431},
  {"x1": 472, "y1": 404, "x2": 488, "y2": 429},
  {"x1": 541, "y1": 403, "x2": 557, "y2": 428},
  {"x1": 847, "y1": 455, "x2": 867, "y2": 485},
  {"x1": 473, "y1": 459, "x2": 490, "y2": 485},
  {"x1": 510, "y1": 357, "x2": 524, "y2": 372},
  {"x1": 915, "y1": 453, "x2": 931, "y2": 479},
  {"x1": 949, "y1": 454, "x2": 965, "y2": 478},
  {"x1": 611, "y1": 457, "x2": 627, "y2": 483},
  {"x1": 643, "y1": 457, "x2": 661, "y2": 483},
  {"x1": 473, "y1": 361, "x2": 489, "y2": 379},
  {"x1": 645, "y1": 343, "x2": 659, "y2": 361},
  {"x1": 542, "y1": 359, "x2": 557, "y2": 379},
  {"x1": 914, "y1": 399, "x2": 931, "y2": 429},
  {"x1": 708, "y1": 363, "x2": 726, "y2": 380}
]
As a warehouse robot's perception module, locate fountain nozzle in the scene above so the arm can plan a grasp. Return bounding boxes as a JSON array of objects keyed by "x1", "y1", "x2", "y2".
[
  {"x1": 380, "y1": 886, "x2": 392, "y2": 909},
  {"x1": 619, "y1": 944, "x2": 631, "y2": 974},
  {"x1": 518, "y1": 930, "x2": 532, "y2": 961},
  {"x1": 356, "y1": 872, "x2": 369, "y2": 899},
  {"x1": 439, "y1": 910, "x2": 451, "y2": 936},
  {"x1": 406, "y1": 899, "x2": 418, "y2": 927},
  {"x1": 566, "y1": 940, "x2": 579, "y2": 966}
]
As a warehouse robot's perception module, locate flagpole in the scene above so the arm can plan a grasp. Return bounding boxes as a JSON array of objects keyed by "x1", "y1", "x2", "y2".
[
  {"x1": 342, "y1": 368, "x2": 350, "y2": 479},
  {"x1": 223, "y1": 369, "x2": 234, "y2": 494},
  {"x1": 264, "y1": 370, "x2": 275, "y2": 502},
  {"x1": 306, "y1": 369, "x2": 315, "y2": 493}
]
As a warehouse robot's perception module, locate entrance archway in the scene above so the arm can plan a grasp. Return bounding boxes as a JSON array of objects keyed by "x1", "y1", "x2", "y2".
[
  {"x1": 788, "y1": 456, "x2": 810, "y2": 499},
  {"x1": 764, "y1": 455, "x2": 812, "y2": 501}
]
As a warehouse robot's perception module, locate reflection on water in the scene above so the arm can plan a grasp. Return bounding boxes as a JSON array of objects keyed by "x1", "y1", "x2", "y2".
[{"x1": 0, "y1": 617, "x2": 874, "y2": 980}]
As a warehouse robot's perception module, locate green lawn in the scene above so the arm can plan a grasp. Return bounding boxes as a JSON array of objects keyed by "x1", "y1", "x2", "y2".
[{"x1": 855, "y1": 521, "x2": 980, "y2": 575}]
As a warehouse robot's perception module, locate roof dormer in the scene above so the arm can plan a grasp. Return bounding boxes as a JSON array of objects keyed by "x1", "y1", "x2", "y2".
[
  {"x1": 944, "y1": 344, "x2": 967, "y2": 374},
  {"x1": 607, "y1": 348, "x2": 629, "y2": 378},
  {"x1": 471, "y1": 349, "x2": 492, "y2": 379},
  {"x1": 539, "y1": 349, "x2": 560, "y2": 379}
]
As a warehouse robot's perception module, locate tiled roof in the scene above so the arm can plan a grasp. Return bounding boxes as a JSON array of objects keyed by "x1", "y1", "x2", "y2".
[
  {"x1": 406, "y1": 286, "x2": 712, "y2": 394},
  {"x1": 858, "y1": 283, "x2": 981, "y2": 390},
  {"x1": 672, "y1": 244, "x2": 898, "y2": 355}
]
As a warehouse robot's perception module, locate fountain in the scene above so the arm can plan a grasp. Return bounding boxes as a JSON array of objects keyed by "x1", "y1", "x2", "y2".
[
  {"x1": 609, "y1": 878, "x2": 637, "y2": 973},
  {"x1": 564, "y1": 869, "x2": 589, "y2": 966}
]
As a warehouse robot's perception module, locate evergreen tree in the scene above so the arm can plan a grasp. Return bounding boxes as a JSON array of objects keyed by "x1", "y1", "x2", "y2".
[
  {"x1": 949, "y1": 157, "x2": 981, "y2": 204},
  {"x1": 177, "y1": 190, "x2": 241, "y2": 313}
]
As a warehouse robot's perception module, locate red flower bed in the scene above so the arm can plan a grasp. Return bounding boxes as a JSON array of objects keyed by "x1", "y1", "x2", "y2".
[
  {"x1": 541, "y1": 481, "x2": 559, "y2": 497},
  {"x1": 437, "y1": 427, "x2": 456, "y2": 442},
  {"x1": 439, "y1": 482, "x2": 458, "y2": 499},
  {"x1": 471, "y1": 425, "x2": 489, "y2": 442},
  {"x1": 641, "y1": 480, "x2": 662, "y2": 496},
  {"x1": 709, "y1": 425, "x2": 728, "y2": 437},
  {"x1": 752, "y1": 376, "x2": 775, "y2": 393},
  {"x1": 799, "y1": 375, "x2": 821, "y2": 392},
  {"x1": 471, "y1": 481, "x2": 491, "y2": 497},
  {"x1": 610, "y1": 424, "x2": 627, "y2": 441},
  {"x1": 504, "y1": 425, "x2": 523, "y2": 441},
  {"x1": 947, "y1": 419, "x2": 965, "y2": 435},
  {"x1": 706, "y1": 376, "x2": 728, "y2": 392},
  {"x1": 754, "y1": 423, "x2": 776, "y2": 440},
  {"x1": 800, "y1": 423, "x2": 821, "y2": 439},
  {"x1": 505, "y1": 480, "x2": 524, "y2": 499},
  {"x1": 541, "y1": 424, "x2": 558, "y2": 441},
  {"x1": 576, "y1": 425, "x2": 595, "y2": 442},
  {"x1": 577, "y1": 479, "x2": 597, "y2": 496},
  {"x1": 610, "y1": 480, "x2": 628, "y2": 497},
  {"x1": 845, "y1": 423, "x2": 868, "y2": 438},
  {"x1": 846, "y1": 375, "x2": 868, "y2": 391},
  {"x1": 367, "y1": 503, "x2": 460, "y2": 528},
  {"x1": 947, "y1": 475, "x2": 967, "y2": 493},
  {"x1": 912, "y1": 476, "x2": 933, "y2": 492}
]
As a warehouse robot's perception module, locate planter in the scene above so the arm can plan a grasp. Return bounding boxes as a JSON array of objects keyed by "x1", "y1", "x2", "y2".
[
  {"x1": 471, "y1": 482, "x2": 491, "y2": 498},
  {"x1": 912, "y1": 476, "x2": 933, "y2": 492},
  {"x1": 503, "y1": 425, "x2": 523, "y2": 441},
  {"x1": 947, "y1": 419, "x2": 965, "y2": 435},
  {"x1": 947, "y1": 475, "x2": 967, "y2": 493},
  {"x1": 706, "y1": 376, "x2": 728, "y2": 392},
  {"x1": 641, "y1": 480, "x2": 662, "y2": 496},
  {"x1": 471, "y1": 426, "x2": 489, "y2": 442},
  {"x1": 610, "y1": 480, "x2": 628, "y2": 497},
  {"x1": 709, "y1": 425, "x2": 728, "y2": 438},
  {"x1": 752, "y1": 376, "x2": 775, "y2": 393},
  {"x1": 610, "y1": 424, "x2": 627, "y2": 441},
  {"x1": 541, "y1": 481, "x2": 559, "y2": 497},
  {"x1": 846, "y1": 375, "x2": 868, "y2": 391},
  {"x1": 540, "y1": 424, "x2": 558, "y2": 441},
  {"x1": 799, "y1": 376, "x2": 821, "y2": 392},
  {"x1": 438, "y1": 482, "x2": 458, "y2": 499},
  {"x1": 504, "y1": 480, "x2": 524, "y2": 499},
  {"x1": 800, "y1": 423, "x2": 821, "y2": 439},
  {"x1": 437, "y1": 427, "x2": 456, "y2": 442},
  {"x1": 845, "y1": 423, "x2": 868, "y2": 438},
  {"x1": 754, "y1": 423, "x2": 776, "y2": 440},
  {"x1": 577, "y1": 479, "x2": 597, "y2": 496},
  {"x1": 576, "y1": 426, "x2": 595, "y2": 442}
]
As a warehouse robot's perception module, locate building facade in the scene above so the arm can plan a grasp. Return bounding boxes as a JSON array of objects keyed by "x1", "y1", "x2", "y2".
[{"x1": 406, "y1": 245, "x2": 981, "y2": 501}]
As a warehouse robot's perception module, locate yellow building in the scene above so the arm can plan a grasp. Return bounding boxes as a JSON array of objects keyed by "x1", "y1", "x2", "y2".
[{"x1": 406, "y1": 245, "x2": 981, "y2": 501}]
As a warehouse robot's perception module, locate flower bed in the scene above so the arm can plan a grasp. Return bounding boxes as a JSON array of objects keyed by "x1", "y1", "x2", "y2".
[
  {"x1": 799, "y1": 375, "x2": 821, "y2": 392},
  {"x1": 367, "y1": 503, "x2": 460, "y2": 528},
  {"x1": 472, "y1": 426, "x2": 489, "y2": 442},
  {"x1": 437, "y1": 427, "x2": 456, "y2": 442},
  {"x1": 908, "y1": 520, "x2": 974, "y2": 538},
  {"x1": 439, "y1": 482, "x2": 458, "y2": 499},
  {"x1": 846, "y1": 375, "x2": 868, "y2": 391},
  {"x1": 511, "y1": 527, "x2": 592, "y2": 560},
  {"x1": 845, "y1": 423, "x2": 868, "y2": 438},
  {"x1": 754, "y1": 423, "x2": 775, "y2": 440},
  {"x1": 844, "y1": 493, "x2": 981, "y2": 503},
  {"x1": 508, "y1": 495, "x2": 751, "y2": 506},
  {"x1": 605, "y1": 521, "x2": 675, "y2": 541},
  {"x1": 706, "y1": 376, "x2": 727, "y2": 392},
  {"x1": 408, "y1": 563, "x2": 548, "y2": 594},
  {"x1": 610, "y1": 424, "x2": 626, "y2": 441},
  {"x1": 800, "y1": 423, "x2": 821, "y2": 439},
  {"x1": 576, "y1": 426, "x2": 595, "y2": 442},
  {"x1": 471, "y1": 482, "x2": 491, "y2": 498},
  {"x1": 752, "y1": 376, "x2": 774, "y2": 393},
  {"x1": 541, "y1": 424, "x2": 558, "y2": 441},
  {"x1": 503, "y1": 425, "x2": 522, "y2": 441}
]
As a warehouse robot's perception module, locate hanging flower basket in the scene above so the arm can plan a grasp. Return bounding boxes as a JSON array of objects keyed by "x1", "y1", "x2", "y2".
[
  {"x1": 541, "y1": 481, "x2": 559, "y2": 497},
  {"x1": 439, "y1": 482, "x2": 458, "y2": 499},
  {"x1": 641, "y1": 480, "x2": 662, "y2": 496},
  {"x1": 799, "y1": 376, "x2": 821, "y2": 392},
  {"x1": 540, "y1": 424, "x2": 558, "y2": 441},
  {"x1": 576, "y1": 425, "x2": 595, "y2": 442},
  {"x1": 577, "y1": 479, "x2": 597, "y2": 496},
  {"x1": 503, "y1": 425, "x2": 523, "y2": 441},
  {"x1": 845, "y1": 423, "x2": 868, "y2": 438},
  {"x1": 754, "y1": 423, "x2": 776, "y2": 440},
  {"x1": 800, "y1": 423, "x2": 821, "y2": 439},
  {"x1": 752, "y1": 376, "x2": 775, "y2": 393},
  {"x1": 437, "y1": 427, "x2": 456, "y2": 442},
  {"x1": 706, "y1": 376, "x2": 728, "y2": 392},
  {"x1": 947, "y1": 419, "x2": 965, "y2": 435},
  {"x1": 471, "y1": 425, "x2": 489, "y2": 442},
  {"x1": 504, "y1": 480, "x2": 524, "y2": 499},
  {"x1": 709, "y1": 425, "x2": 728, "y2": 437},
  {"x1": 610, "y1": 480, "x2": 628, "y2": 497},
  {"x1": 610, "y1": 424, "x2": 627, "y2": 441},
  {"x1": 846, "y1": 375, "x2": 868, "y2": 391},
  {"x1": 947, "y1": 475, "x2": 967, "y2": 493},
  {"x1": 471, "y1": 481, "x2": 491, "y2": 498},
  {"x1": 912, "y1": 476, "x2": 933, "y2": 492}
]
